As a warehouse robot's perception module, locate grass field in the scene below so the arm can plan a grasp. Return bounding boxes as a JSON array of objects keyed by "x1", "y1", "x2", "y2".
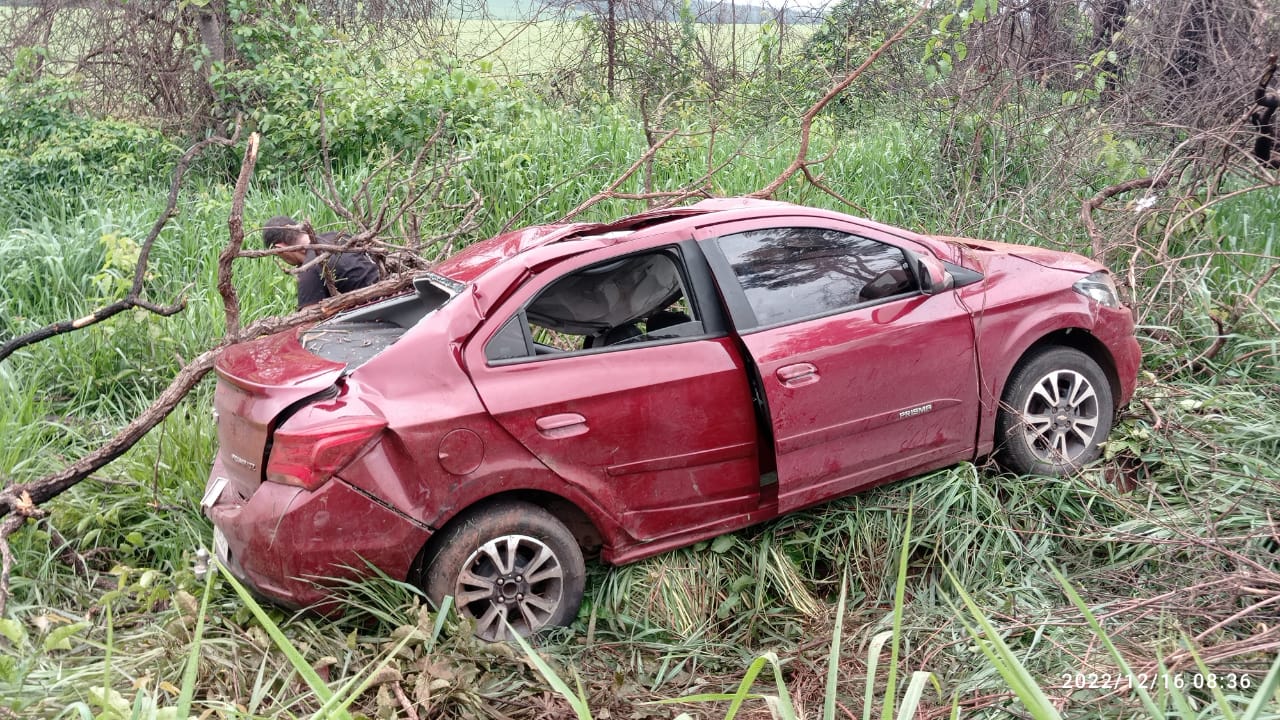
[
  {"x1": 384, "y1": 17, "x2": 815, "y2": 81},
  {"x1": 1, "y1": 8, "x2": 1279, "y2": 718}
]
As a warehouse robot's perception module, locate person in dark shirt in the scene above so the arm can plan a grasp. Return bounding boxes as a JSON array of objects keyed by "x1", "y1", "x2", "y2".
[{"x1": 262, "y1": 215, "x2": 382, "y2": 309}]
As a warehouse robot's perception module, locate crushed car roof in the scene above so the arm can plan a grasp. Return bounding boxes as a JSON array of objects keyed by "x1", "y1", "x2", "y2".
[{"x1": 432, "y1": 198, "x2": 795, "y2": 285}]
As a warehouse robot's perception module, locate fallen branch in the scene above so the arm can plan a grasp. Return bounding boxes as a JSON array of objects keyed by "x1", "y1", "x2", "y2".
[
  {"x1": 0, "y1": 270, "x2": 421, "y2": 523},
  {"x1": 748, "y1": 6, "x2": 929, "y2": 200},
  {"x1": 558, "y1": 127, "x2": 680, "y2": 223},
  {"x1": 0, "y1": 117, "x2": 482, "y2": 619},
  {"x1": 218, "y1": 131, "x2": 260, "y2": 339}
]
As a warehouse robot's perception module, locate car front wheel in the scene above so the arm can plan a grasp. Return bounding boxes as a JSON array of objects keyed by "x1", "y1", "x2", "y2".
[
  {"x1": 422, "y1": 500, "x2": 585, "y2": 642},
  {"x1": 995, "y1": 347, "x2": 1114, "y2": 476}
]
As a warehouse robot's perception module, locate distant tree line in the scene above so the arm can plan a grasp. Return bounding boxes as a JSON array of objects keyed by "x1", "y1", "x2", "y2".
[{"x1": 2, "y1": 0, "x2": 1274, "y2": 169}]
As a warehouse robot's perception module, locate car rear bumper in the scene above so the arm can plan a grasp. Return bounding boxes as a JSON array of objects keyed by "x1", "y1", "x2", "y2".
[{"x1": 203, "y1": 460, "x2": 432, "y2": 609}]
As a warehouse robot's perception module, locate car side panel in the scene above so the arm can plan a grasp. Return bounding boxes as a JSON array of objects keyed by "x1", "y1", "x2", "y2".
[
  {"x1": 692, "y1": 217, "x2": 981, "y2": 512},
  {"x1": 469, "y1": 337, "x2": 761, "y2": 544},
  {"x1": 957, "y1": 254, "x2": 1141, "y2": 457},
  {"x1": 463, "y1": 239, "x2": 763, "y2": 546}
]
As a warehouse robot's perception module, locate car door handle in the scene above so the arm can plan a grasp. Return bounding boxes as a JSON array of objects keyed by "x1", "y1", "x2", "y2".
[
  {"x1": 536, "y1": 413, "x2": 588, "y2": 438},
  {"x1": 776, "y1": 363, "x2": 819, "y2": 388}
]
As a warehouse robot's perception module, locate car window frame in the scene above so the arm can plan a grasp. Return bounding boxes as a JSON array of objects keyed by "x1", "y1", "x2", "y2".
[
  {"x1": 480, "y1": 241, "x2": 728, "y2": 367},
  {"x1": 697, "y1": 219, "x2": 928, "y2": 333}
]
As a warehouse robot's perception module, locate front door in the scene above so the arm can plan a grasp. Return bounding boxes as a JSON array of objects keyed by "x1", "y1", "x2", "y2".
[{"x1": 701, "y1": 223, "x2": 980, "y2": 513}]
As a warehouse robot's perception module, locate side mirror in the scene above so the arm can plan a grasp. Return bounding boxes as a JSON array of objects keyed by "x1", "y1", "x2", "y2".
[{"x1": 915, "y1": 253, "x2": 953, "y2": 295}]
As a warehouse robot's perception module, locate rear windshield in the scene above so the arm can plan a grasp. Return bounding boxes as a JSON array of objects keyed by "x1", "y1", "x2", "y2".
[{"x1": 301, "y1": 273, "x2": 458, "y2": 367}]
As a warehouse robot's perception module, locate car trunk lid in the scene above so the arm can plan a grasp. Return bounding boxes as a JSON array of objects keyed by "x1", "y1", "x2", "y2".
[{"x1": 212, "y1": 329, "x2": 346, "y2": 496}]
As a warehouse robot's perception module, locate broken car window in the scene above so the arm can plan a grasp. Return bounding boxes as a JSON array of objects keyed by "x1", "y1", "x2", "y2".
[{"x1": 485, "y1": 250, "x2": 703, "y2": 362}]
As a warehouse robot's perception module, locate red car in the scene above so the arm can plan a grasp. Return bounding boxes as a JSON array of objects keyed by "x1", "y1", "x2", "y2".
[{"x1": 203, "y1": 198, "x2": 1140, "y2": 640}]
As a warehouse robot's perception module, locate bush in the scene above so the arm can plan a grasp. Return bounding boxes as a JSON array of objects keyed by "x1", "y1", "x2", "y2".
[
  {"x1": 211, "y1": 1, "x2": 527, "y2": 175},
  {"x1": 0, "y1": 71, "x2": 177, "y2": 197}
]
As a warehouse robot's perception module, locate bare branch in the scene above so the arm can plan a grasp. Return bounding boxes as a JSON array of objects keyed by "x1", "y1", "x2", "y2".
[
  {"x1": 315, "y1": 91, "x2": 360, "y2": 228},
  {"x1": 558, "y1": 128, "x2": 680, "y2": 223},
  {"x1": 219, "y1": 132, "x2": 261, "y2": 339},
  {"x1": 1080, "y1": 172, "x2": 1173, "y2": 261},
  {"x1": 800, "y1": 164, "x2": 872, "y2": 215},
  {"x1": 748, "y1": 5, "x2": 930, "y2": 199},
  {"x1": 0, "y1": 269, "x2": 421, "y2": 524}
]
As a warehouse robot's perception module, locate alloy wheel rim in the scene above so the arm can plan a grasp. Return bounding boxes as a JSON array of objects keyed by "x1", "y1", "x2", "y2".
[
  {"x1": 453, "y1": 534, "x2": 564, "y2": 641},
  {"x1": 1019, "y1": 369, "x2": 1100, "y2": 464}
]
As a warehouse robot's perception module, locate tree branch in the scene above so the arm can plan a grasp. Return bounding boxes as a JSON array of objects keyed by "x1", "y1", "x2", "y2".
[
  {"x1": 748, "y1": 7, "x2": 929, "y2": 200},
  {"x1": 558, "y1": 128, "x2": 680, "y2": 223},
  {"x1": 1079, "y1": 172, "x2": 1172, "y2": 261},
  {"x1": 218, "y1": 131, "x2": 260, "y2": 339},
  {"x1": 0, "y1": 269, "x2": 422, "y2": 523}
]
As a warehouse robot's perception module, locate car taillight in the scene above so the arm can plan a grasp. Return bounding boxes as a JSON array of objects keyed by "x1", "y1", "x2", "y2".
[{"x1": 265, "y1": 416, "x2": 387, "y2": 491}]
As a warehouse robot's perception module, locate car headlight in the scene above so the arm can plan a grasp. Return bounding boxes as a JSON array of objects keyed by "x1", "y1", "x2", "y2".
[{"x1": 1072, "y1": 271, "x2": 1120, "y2": 308}]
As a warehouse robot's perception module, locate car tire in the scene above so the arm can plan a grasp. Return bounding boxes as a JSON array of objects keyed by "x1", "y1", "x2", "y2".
[
  {"x1": 995, "y1": 347, "x2": 1114, "y2": 476},
  {"x1": 422, "y1": 500, "x2": 585, "y2": 642}
]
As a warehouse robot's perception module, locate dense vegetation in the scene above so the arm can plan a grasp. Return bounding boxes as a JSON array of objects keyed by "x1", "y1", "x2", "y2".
[{"x1": 0, "y1": 0, "x2": 1278, "y2": 717}]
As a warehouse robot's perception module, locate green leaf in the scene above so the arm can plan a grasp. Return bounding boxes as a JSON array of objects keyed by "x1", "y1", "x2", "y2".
[
  {"x1": 896, "y1": 671, "x2": 941, "y2": 720},
  {"x1": 710, "y1": 535, "x2": 736, "y2": 554},
  {"x1": 948, "y1": 570, "x2": 1063, "y2": 720},
  {"x1": 176, "y1": 566, "x2": 217, "y2": 718},
  {"x1": 43, "y1": 621, "x2": 90, "y2": 652},
  {"x1": 880, "y1": 503, "x2": 913, "y2": 720},
  {"x1": 1054, "y1": 569, "x2": 1162, "y2": 717},
  {"x1": 216, "y1": 562, "x2": 342, "y2": 714},
  {"x1": 863, "y1": 631, "x2": 893, "y2": 720},
  {"x1": 509, "y1": 621, "x2": 593, "y2": 720},
  {"x1": 823, "y1": 576, "x2": 848, "y2": 720},
  {"x1": 88, "y1": 686, "x2": 131, "y2": 716},
  {"x1": 0, "y1": 618, "x2": 26, "y2": 645}
]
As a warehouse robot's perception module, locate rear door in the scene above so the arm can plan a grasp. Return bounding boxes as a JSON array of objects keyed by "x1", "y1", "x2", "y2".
[
  {"x1": 465, "y1": 241, "x2": 762, "y2": 543},
  {"x1": 698, "y1": 219, "x2": 980, "y2": 513}
]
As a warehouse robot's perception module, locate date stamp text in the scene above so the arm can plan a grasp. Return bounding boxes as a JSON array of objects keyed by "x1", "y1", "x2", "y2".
[{"x1": 1059, "y1": 671, "x2": 1254, "y2": 692}]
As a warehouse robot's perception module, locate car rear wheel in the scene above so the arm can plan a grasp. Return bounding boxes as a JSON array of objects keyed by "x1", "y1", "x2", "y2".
[
  {"x1": 422, "y1": 500, "x2": 585, "y2": 642},
  {"x1": 995, "y1": 347, "x2": 1114, "y2": 476}
]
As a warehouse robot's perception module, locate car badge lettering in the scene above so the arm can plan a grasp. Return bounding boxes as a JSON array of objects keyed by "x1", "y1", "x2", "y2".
[
  {"x1": 899, "y1": 403, "x2": 934, "y2": 419},
  {"x1": 230, "y1": 453, "x2": 257, "y2": 470}
]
